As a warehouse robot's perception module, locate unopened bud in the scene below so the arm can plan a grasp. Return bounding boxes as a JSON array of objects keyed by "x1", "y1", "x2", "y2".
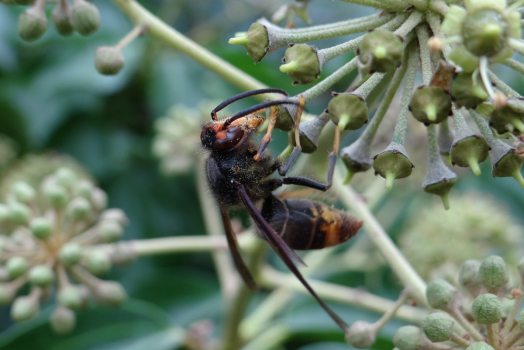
[
  {"x1": 467, "y1": 343, "x2": 495, "y2": 350},
  {"x1": 393, "y1": 325, "x2": 422, "y2": 350},
  {"x1": 95, "y1": 46, "x2": 125, "y2": 75},
  {"x1": 59, "y1": 243, "x2": 82, "y2": 266},
  {"x1": 29, "y1": 265, "x2": 55, "y2": 287},
  {"x1": 30, "y1": 217, "x2": 52, "y2": 240},
  {"x1": 57, "y1": 285, "x2": 83, "y2": 309},
  {"x1": 11, "y1": 296, "x2": 39, "y2": 321},
  {"x1": 18, "y1": 4, "x2": 48, "y2": 42},
  {"x1": 7, "y1": 256, "x2": 28, "y2": 279},
  {"x1": 8, "y1": 202, "x2": 30, "y2": 226},
  {"x1": 51, "y1": 0, "x2": 74, "y2": 36},
  {"x1": 98, "y1": 220, "x2": 123, "y2": 243},
  {"x1": 373, "y1": 143, "x2": 413, "y2": 191},
  {"x1": 50, "y1": 306, "x2": 76, "y2": 335},
  {"x1": 67, "y1": 197, "x2": 91, "y2": 221},
  {"x1": 478, "y1": 255, "x2": 508, "y2": 292},
  {"x1": 472, "y1": 293, "x2": 502, "y2": 324},
  {"x1": 280, "y1": 44, "x2": 320, "y2": 85},
  {"x1": 95, "y1": 281, "x2": 126, "y2": 307},
  {"x1": 345, "y1": 321, "x2": 376, "y2": 349},
  {"x1": 55, "y1": 168, "x2": 76, "y2": 188},
  {"x1": 45, "y1": 183, "x2": 69, "y2": 209},
  {"x1": 421, "y1": 313, "x2": 454, "y2": 342},
  {"x1": 12, "y1": 181, "x2": 36, "y2": 204},
  {"x1": 450, "y1": 72, "x2": 488, "y2": 109},
  {"x1": 327, "y1": 94, "x2": 368, "y2": 131},
  {"x1": 462, "y1": 10, "x2": 509, "y2": 57},
  {"x1": 458, "y1": 260, "x2": 481, "y2": 291},
  {"x1": 69, "y1": 0, "x2": 100, "y2": 36},
  {"x1": 359, "y1": 30, "x2": 403, "y2": 74},
  {"x1": 409, "y1": 86, "x2": 451, "y2": 125},
  {"x1": 85, "y1": 251, "x2": 111, "y2": 275},
  {"x1": 229, "y1": 22, "x2": 269, "y2": 62},
  {"x1": 426, "y1": 279, "x2": 458, "y2": 310}
]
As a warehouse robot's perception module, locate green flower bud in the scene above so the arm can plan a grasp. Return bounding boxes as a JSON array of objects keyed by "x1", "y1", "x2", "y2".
[
  {"x1": 426, "y1": 279, "x2": 458, "y2": 310},
  {"x1": 75, "y1": 179, "x2": 94, "y2": 199},
  {"x1": 94, "y1": 46, "x2": 125, "y2": 75},
  {"x1": 45, "y1": 183, "x2": 69, "y2": 209},
  {"x1": 327, "y1": 93, "x2": 368, "y2": 131},
  {"x1": 393, "y1": 326, "x2": 422, "y2": 350},
  {"x1": 345, "y1": 321, "x2": 376, "y2": 349},
  {"x1": 59, "y1": 243, "x2": 82, "y2": 266},
  {"x1": 8, "y1": 202, "x2": 30, "y2": 226},
  {"x1": 358, "y1": 30, "x2": 403, "y2": 74},
  {"x1": 442, "y1": 5, "x2": 468, "y2": 36},
  {"x1": 409, "y1": 86, "x2": 451, "y2": 125},
  {"x1": 462, "y1": 10, "x2": 509, "y2": 57},
  {"x1": 18, "y1": 4, "x2": 48, "y2": 42},
  {"x1": 0, "y1": 204, "x2": 10, "y2": 225},
  {"x1": 7, "y1": 256, "x2": 28, "y2": 279},
  {"x1": 11, "y1": 181, "x2": 36, "y2": 204},
  {"x1": 55, "y1": 168, "x2": 76, "y2": 189},
  {"x1": 423, "y1": 177, "x2": 457, "y2": 211},
  {"x1": 448, "y1": 45, "x2": 480, "y2": 73},
  {"x1": 478, "y1": 255, "x2": 508, "y2": 291},
  {"x1": 489, "y1": 98, "x2": 524, "y2": 134},
  {"x1": 341, "y1": 138, "x2": 372, "y2": 184},
  {"x1": 98, "y1": 220, "x2": 123, "y2": 243},
  {"x1": 69, "y1": 0, "x2": 100, "y2": 36},
  {"x1": 490, "y1": 143, "x2": 524, "y2": 186},
  {"x1": 95, "y1": 281, "x2": 126, "y2": 307},
  {"x1": 100, "y1": 208, "x2": 128, "y2": 225},
  {"x1": 51, "y1": 0, "x2": 74, "y2": 36},
  {"x1": 280, "y1": 44, "x2": 320, "y2": 85},
  {"x1": 50, "y1": 306, "x2": 76, "y2": 335},
  {"x1": 67, "y1": 197, "x2": 91, "y2": 221},
  {"x1": 85, "y1": 251, "x2": 111, "y2": 275},
  {"x1": 30, "y1": 217, "x2": 52, "y2": 240},
  {"x1": 373, "y1": 143, "x2": 413, "y2": 191},
  {"x1": 459, "y1": 260, "x2": 481, "y2": 290},
  {"x1": 57, "y1": 285, "x2": 83, "y2": 309},
  {"x1": 91, "y1": 188, "x2": 107, "y2": 211},
  {"x1": 450, "y1": 135, "x2": 489, "y2": 176},
  {"x1": 229, "y1": 22, "x2": 269, "y2": 62},
  {"x1": 472, "y1": 293, "x2": 502, "y2": 324},
  {"x1": 421, "y1": 313, "x2": 454, "y2": 342},
  {"x1": 288, "y1": 113, "x2": 329, "y2": 154},
  {"x1": 28, "y1": 265, "x2": 55, "y2": 287},
  {"x1": 0, "y1": 284, "x2": 14, "y2": 305},
  {"x1": 450, "y1": 72, "x2": 489, "y2": 109},
  {"x1": 11, "y1": 296, "x2": 39, "y2": 321},
  {"x1": 467, "y1": 342, "x2": 495, "y2": 350}
]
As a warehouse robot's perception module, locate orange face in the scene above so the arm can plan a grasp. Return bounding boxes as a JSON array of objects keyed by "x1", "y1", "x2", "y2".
[{"x1": 201, "y1": 114, "x2": 264, "y2": 151}]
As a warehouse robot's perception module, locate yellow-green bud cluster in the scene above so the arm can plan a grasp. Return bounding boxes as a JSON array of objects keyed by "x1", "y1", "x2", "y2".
[{"x1": 0, "y1": 167, "x2": 129, "y2": 333}]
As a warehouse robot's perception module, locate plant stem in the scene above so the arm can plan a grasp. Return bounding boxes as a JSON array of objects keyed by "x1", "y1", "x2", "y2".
[
  {"x1": 196, "y1": 157, "x2": 239, "y2": 302},
  {"x1": 241, "y1": 324, "x2": 291, "y2": 350},
  {"x1": 429, "y1": 0, "x2": 450, "y2": 15},
  {"x1": 260, "y1": 266, "x2": 428, "y2": 324},
  {"x1": 489, "y1": 71, "x2": 521, "y2": 98},
  {"x1": 417, "y1": 24, "x2": 433, "y2": 86},
  {"x1": 337, "y1": 0, "x2": 411, "y2": 11},
  {"x1": 426, "y1": 12, "x2": 452, "y2": 58},
  {"x1": 115, "y1": 24, "x2": 147, "y2": 50},
  {"x1": 332, "y1": 172, "x2": 428, "y2": 305},
  {"x1": 220, "y1": 242, "x2": 266, "y2": 350},
  {"x1": 111, "y1": 0, "x2": 271, "y2": 97},
  {"x1": 393, "y1": 11, "x2": 424, "y2": 38}
]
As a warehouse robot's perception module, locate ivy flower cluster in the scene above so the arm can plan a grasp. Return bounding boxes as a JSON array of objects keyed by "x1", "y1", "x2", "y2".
[
  {"x1": 0, "y1": 167, "x2": 129, "y2": 334},
  {"x1": 393, "y1": 255, "x2": 524, "y2": 350},
  {"x1": 230, "y1": 0, "x2": 524, "y2": 209}
]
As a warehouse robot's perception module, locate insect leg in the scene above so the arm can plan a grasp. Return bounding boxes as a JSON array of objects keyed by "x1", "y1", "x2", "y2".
[
  {"x1": 254, "y1": 105, "x2": 278, "y2": 162},
  {"x1": 211, "y1": 88, "x2": 288, "y2": 120},
  {"x1": 279, "y1": 95, "x2": 306, "y2": 176},
  {"x1": 281, "y1": 126, "x2": 340, "y2": 191},
  {"x1": 219, "y1": 205, "x2": 259, "y2": 291},
  {"x1": 234, "y1": 180, "x2": 349, "y2": 332}
]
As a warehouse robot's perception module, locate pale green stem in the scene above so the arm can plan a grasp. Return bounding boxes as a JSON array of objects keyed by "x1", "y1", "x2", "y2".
[
  {"x1": 392, "y1": 44, "x2": 418, "y2": 145},
  {"x1": 371, "y1": 289, "x2": 410, "y2": 331},
  {"x1": 110, "y1": 0, "x2": 271, "y2": 98},
  {"x1": 416, "y1": 24, "x2": 433, "y2": 86},
  {"x1": 426, "y1": 12, "x2": 452, "y2": 58},
  {"x1": 332, "y1": 173, "x2": 428, "y2": 305},
  {"x1": 318, "y1": 14, "x2": 408, "y2": 64},
  {"x1": 262, "y1": 13, "x2": 395, "y2": 43},
  {"x1": 353, "y1": 72, "x2": 386, "y2": 99},
  {"x1": 407, "y1": 0, "x2": 428, "y2": 11},
  {"x1": 393, "y1": 11, "x2": 424, "y2": 38},
  {"x1": 301, "y1": 57, "x2": 359, "y2": 104},
  {"x1": 450, "y1": 333, "x2": 473, "y2": 348},
  {"x1": 337, "y1": 0, "x2": 411, "y2": 11},
  {"x1": 489, "y1": 71, "x2": 521, "y2": 98},
  {"x1": 469, "y1": 110, "x2": 498, "y2": 146},
  {"x1": 115, "y1": 24, "x2": 147, "y2": 50},
  {"x1": 480, "y1": 56, "x2": 497, "y2": 99},
  {"x1": 429, "y1": 0, "x2": 450, "y2": 15},
  {"x1": 502, "y1": 293, "x2": 524, "y2": 335},
  {"x1": 504, "y1": 58, "x2": 524, "y2": 77},
  {"x1": 359, "y1": 52, "x2": 409, "y2": 145},
  {"x1": 196, "y1": 156, "x2": 239, "y2": 302},
  {"x1": 509, "y1": 38, "x2": 524, "y2": 56},
  {"x1": 452, "y1": 105, "x2": 472, "y2": 136},
  {"x1": 277, "y1": 13, "x2": 389, "y2": 33},
  {"x1": 260, "y1": 266, "x2": 428, "y2": 323},
  {"x1": 241, "y1": 325, "x2": 291, "y2": 350}
]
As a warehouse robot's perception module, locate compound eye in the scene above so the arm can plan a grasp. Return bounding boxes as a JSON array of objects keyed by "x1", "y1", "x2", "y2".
[{"x1": 213, "y1": 126, "x2": 244, "y2": 150}]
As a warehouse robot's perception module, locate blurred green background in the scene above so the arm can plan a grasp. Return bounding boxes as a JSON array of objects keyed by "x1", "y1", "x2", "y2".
[{"x1": 0, "y1": 1, "x2": 524, "y2": 349}]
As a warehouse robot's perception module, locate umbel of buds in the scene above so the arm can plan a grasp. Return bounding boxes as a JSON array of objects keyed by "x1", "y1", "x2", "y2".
[
  {"x1": 0, "y1": 167, "x2": 131, "y2": 334},
  {"x1": 394, "y1": 255, "x2": 524, "y2": 350}
]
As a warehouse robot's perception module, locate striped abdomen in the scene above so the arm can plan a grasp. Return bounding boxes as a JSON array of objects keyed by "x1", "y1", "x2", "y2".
[{"x1": 260, "y1": 195, "x2": 363, "y2": 250}]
